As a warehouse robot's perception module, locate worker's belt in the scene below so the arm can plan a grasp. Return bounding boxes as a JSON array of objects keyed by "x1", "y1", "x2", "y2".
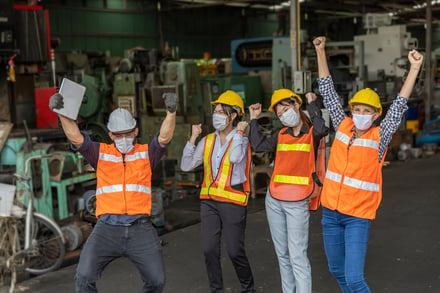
[{"x1": 124, "y1": 217, "x2": 151, "y2": 226}]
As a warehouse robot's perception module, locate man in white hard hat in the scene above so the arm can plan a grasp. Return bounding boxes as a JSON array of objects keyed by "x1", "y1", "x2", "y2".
[{"x1": 49, "y1": 92, "x2": 177, "y2": 293}]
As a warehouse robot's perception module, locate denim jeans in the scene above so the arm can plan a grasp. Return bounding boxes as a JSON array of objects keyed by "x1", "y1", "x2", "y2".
[
  {"x1": 200, "y1": 200, "x2": 256, "y2": 293},
  {"x1": 321, "y1": 207, "x2": 371, "y2": 293},
  {"x1": 265, "y1": 192, "x2": 311, "y2": 293},
  {"x1": 75, "y1": 219, "x2": 165, "y2": 293}
]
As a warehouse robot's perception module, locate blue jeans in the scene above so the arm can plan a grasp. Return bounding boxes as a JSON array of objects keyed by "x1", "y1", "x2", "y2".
[
  {"x1": 321, "y1": 207, "x2": 371, "y2": 293},
  {"x1": 265, "y1": 192, "x2": 311, "y2": 293},
  {"x1": 75, "y1": 219, "x2": 165, "y2": 293}
]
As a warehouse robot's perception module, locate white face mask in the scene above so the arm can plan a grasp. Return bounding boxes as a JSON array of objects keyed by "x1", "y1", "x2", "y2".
[
  {"x1": 114, "y1": 137, "x2": 135, "y2": 154},
  {"x1": 212, "y1": 113, "x2": 229, "y2": 131},
  {"x1": 279, "y1": 108, "x2": 300, "y2": 127},
  {"x1": 352, "y1": 114, "x2": 374, "y2": 130}
]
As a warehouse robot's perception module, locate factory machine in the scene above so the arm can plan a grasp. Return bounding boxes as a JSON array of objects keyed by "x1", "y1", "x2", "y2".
[
  {"x1": 110, "y1": 49, "x2": 208, "y2": 167},
  {"x1": 230, "y1": 15, "x2": 419, "y2": 108},
  {"x1": 354, "y1": 14, "x2": 419, "y2": 102}
]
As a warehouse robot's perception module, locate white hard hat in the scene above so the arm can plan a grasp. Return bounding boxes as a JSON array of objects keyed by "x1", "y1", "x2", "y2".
[{"x1": 107, "y1": 108, "x2": 136, "y2": 132}]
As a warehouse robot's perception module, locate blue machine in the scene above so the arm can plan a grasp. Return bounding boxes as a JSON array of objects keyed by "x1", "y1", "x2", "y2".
[
  {"x1": 415, "y1": 118, "x2": 440, "y2": 146},
  {"x1": 231, "y1": 37, "x2": 273, "y2": 73}
]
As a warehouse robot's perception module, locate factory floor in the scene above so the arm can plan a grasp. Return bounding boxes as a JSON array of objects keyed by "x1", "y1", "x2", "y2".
[{"x1": 2, "y1": 153, "x2": 440, "y2": 293}]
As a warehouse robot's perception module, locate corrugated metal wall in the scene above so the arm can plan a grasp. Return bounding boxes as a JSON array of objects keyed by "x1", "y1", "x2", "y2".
[
  {"x1": 47, "y1": 0, "x2": 278, "y2": 58},
  {"x1": 49, "y1": 0, "x2": 158, "y2": 57}
]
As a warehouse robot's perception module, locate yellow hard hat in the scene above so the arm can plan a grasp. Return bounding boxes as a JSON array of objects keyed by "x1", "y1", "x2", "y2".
[
  {"x1": 211, "y1": 90, "x2": 245, "y2": 116},
  {"x1": 349, "y1": 88, "x2": 382, "y2": 115},
  {"x1": 269, "y1": 88, "x2": 302, "y2": 112}
]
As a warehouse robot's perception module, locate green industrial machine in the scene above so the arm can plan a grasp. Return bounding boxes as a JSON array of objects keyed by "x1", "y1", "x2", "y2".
[
  {"x1": 200, "y1": 73, "x2": 263, "y2": 112},
  {"x1": 1, "y1": 138, "x2": 96, "y2": 221},
  {"x1": 112, "y1": 53, "x2": 208, "y2": 167},
  {"x1": 78, "y1": 70, "x2": 113, "y2": 143}
]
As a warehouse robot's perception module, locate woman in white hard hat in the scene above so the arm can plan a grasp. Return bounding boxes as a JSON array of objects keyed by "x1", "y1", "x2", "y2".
[
  {"x1": 247, "y1": 90, "x2": 328, "y2": 293},
  {"x1": 49, "y1": 92, "x2": 178, "y2": 293},
  {"x1": 313, "y1": 36, "x2": 423, "y2": 293},
  {"x1": 180, "y1": 90, "x2": 256, "y2": 293}
]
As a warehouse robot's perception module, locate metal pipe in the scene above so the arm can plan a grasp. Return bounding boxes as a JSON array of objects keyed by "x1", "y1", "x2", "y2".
[
  {"x1": 290, "y1": 0, "x2": 299, "y2": 90},
  {"x1": 425, "y1": 0, "x2": 432, "y2": 124},
  {"x1": 296, "y1": 0, "x2": 301, "y2": 71},
  {"x1": 25, "y1": 183, "x2": 32, "y2": 250},
  {"x1": 158, "y1": 1, "x2": 164, "y2": 51}
]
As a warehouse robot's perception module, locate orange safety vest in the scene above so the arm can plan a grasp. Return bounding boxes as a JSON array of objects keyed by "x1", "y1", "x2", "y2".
[
  {"x1": 269, "y1": 126, "x2": 324, "y2": 207},
  {"x1": 95, "y1": 143, "x2": 152, "y2": 217},
  {"x1": 200, "y1": 133, "x2": 251, "y2": 206},
  {"x1": 309, "y1": 137, "x2": 326, "y2": 211},
  {"x1": 321, "y1": 118, "x2": 385, "y2": 220}
]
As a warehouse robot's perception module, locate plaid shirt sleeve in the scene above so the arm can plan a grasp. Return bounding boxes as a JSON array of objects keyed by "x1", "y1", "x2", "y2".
[
  {"x1": 317, "y1": 76, "x2": 346, "y2": 129},
  {"x1": 378, "y1": 96, "x2": 408, "y2": 161}
]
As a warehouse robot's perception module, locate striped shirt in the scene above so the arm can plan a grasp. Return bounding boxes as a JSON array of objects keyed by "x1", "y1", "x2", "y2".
[{"x1": 318, "y1": 76, "x2": 408, "y2": 162}]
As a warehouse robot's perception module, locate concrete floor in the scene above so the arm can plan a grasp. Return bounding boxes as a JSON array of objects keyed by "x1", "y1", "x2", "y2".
[{"x1": 2, "y1": 153, "x2": 440, "y2": 293}]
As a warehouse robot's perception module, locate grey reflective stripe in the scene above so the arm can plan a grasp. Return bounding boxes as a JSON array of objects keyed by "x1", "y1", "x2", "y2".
[
  {"x1": 125, "y1": 152, "x2": 148, "y2": 162},
  {"x1": 343, "y1": 176, "x2": 380, "y2": 192},
  {"x1": 99, "y1": 153, "x2": 123, "y2": 163},
  {"x1": 352, "y1": 139, "x2": 379, "y2": 150},
  {"x1": 96, "y1": 184, "x2": 123, "y2": 195},
  {"x1": 335, "y1": 131, "x2": 350, "y2": 145},
  {"x1": 325, "y1": 170, "x2": 342, "y2": 183},
  {"x1": 126, "y1": 184, "x2": 151, "y2": 195}
]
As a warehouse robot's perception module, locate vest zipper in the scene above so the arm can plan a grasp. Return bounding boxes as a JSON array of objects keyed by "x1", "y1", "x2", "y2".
[{"x1": 123, "y1": 155, "x2": 127, "y2": 213}]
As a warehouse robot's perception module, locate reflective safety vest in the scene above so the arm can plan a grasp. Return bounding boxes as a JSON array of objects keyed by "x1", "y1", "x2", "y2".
[
  {"x1": 309, "y1": 137, "x2": 326, "y2": 210},
  {"x1": 95, "y1": 143, "x2": 152, "y2": 217},
  {"x1": 269, "y1": 126, "x2": 323, "y2": 205},
  {"x1": 321, "y1": 118, "x2": 385, "y2": 219},
  {"x1": 200, "y1": 133, "x2": 251, "y2": 206}
]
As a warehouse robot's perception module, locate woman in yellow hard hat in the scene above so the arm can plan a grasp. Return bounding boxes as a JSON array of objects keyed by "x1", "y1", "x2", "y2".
[
  {"x1": 313, "y1": 36, "x2": 423, "y2": 293},
  {"x1": 247, "y1": 89, "x2": 329, "y2": 293},
  {"x1": 180, "y1": 90, "x2": 256, "y2": 292}
]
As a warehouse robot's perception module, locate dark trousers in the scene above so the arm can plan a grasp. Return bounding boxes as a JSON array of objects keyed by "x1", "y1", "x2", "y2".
[
  {"x1": 201, "y1": 200, "x2": 256, "y2": 293},
  {"x1": 75, "y1": 219, "x2": 165, "y2": 293}
]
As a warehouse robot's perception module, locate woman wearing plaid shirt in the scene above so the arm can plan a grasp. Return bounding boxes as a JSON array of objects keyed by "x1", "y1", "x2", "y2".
[{"x1": 313, "y1": 36, "x2": 423, "y2": 293}]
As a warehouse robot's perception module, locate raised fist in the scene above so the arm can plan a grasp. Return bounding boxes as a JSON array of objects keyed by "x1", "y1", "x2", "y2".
[
  {"x1": 237, "y1": 121, "x2": 249, "y2": 132},
  {"x1": 49, "y1": 93, "x2": 64, "y2": 111},
  {"x1": 313, "y1": 37, "x2": 326, "y2": 50},
  {"x1": 162, "y1": 92, "x2": 178, "y2": 113},
  {"x1": 248, "y1": 103, "x2": 262, "y2": 120},
  {"x1": 191, "y1": 124, "x2": 202, "y2": 139}
]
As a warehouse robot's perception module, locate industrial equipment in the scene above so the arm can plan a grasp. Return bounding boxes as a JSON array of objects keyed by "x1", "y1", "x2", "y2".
[
  {"x1": 201, "y1": 74, "x2": 263, "y2": 113},
  {"x1": 416, "y1": 118, "x2": 440, "y2": 147},
  {"x1": 231, "y1": 37, "x2": 272, "y2": 73},
  {"x1": 0, "y1": 136, "x2": 96, "y2": 251},
  {"x1": 354, "y1": 17, "x2": 418, "y2": 102},
  {"x1": 111, "y1": 49, "x2": 207, "y2": 167},
  {"x1": 78, "y1": 70, "x2": 113, "y2": 143},
  {"x1": 231, "y1": 33, "x2": 312, "y2": 96}
]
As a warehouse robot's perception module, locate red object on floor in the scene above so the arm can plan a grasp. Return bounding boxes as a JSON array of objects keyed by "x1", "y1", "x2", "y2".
[{"x1": 35, "y1": 88, "x2": 58, "y2": 128}]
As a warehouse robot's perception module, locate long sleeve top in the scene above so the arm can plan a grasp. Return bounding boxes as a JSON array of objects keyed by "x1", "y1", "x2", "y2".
[
  {"x1": 72, "y1": 132, "x2": 168, "y2": 225},
  {"x1": 318, "y1": 75, "x2": 408, "y2": 162},
  {"x1": 248, "y1": 101, "x2": 329, "y2": 157},
  {"x1": 180, "y1": 128, "x2": 249, "y2": 186}
]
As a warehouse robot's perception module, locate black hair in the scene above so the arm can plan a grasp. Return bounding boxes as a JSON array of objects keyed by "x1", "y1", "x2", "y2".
[
  {"x1": 219, "y1": 104, "x2": 241, "y2": 127},
  {"x1": 275, "y1": 98, "x2": 312, "y2": 127}
]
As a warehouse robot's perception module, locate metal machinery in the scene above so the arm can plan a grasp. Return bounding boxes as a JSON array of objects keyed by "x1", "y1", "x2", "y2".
[
  {"x1": 78, "y1": 69, "x2": 113, "y2": 143},
  {"x1": 201, "y1": 74, "x2": 263, "y2": 114},
  {"x1": 0, "y1": 3, "x2": 102, "y2": 255},
  {"x1": 0, "y1": 136, "x2": 96, "y2": 252},
  {"x1": 111, "y1": 49, "x2": 207, "y2": 166},
  {"x1": 354, "y1": 14, "x2": 419, "y2": 103},
  {"x1": 110, "y1": 49, "x2": 211, "y2": 211}
]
